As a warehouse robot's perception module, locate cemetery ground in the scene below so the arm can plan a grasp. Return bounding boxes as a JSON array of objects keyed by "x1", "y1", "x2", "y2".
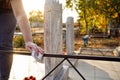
[
  {"x1": 14, "y1": 27, "x2": 120, "y2": 53},
  {"x1": 74, "y1": 36, "x2": 120, "y2": 51},
  {"x1": 13, "y1": 34, "x2": 120, "y2": 55}
]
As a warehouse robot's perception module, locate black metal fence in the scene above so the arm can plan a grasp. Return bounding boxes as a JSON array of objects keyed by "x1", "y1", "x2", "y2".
[{"x1": 1, "y1": 50, "x2": 120, "y2": 80}]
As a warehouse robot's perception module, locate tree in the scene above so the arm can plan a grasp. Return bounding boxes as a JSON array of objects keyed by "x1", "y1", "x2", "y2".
[
  {"x1": 95, "y1": 0, "x2": 120, "y2": 21},
  {"x1": 66, "y1": 0, "x2": 98, "y2": 34},
  {"x1": 29, "y1": 10, "x2": 44, "y2": 23},
  {"x1": 94, "y1": 0, "x2": 120, "y2": 36},
  {"x1": 65, "y1": 0, "x2": 120, "y2": 36}
]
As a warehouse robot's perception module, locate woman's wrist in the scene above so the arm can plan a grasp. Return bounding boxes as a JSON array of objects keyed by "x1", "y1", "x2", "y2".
[{"x1": 25, "y1": 41, "x2": 33, "y2": 45}]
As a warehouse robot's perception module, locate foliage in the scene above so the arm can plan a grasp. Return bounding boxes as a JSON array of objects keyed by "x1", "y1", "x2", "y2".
[
  {"x1": 13, "y1": 36, "x2": 25, "y2": 48},
  {"x1": 29, "y1": 10, "x2": 44, "y2": 23},
  {"x1": 94, "y1": 0, "x2": 120, "y2": 18},
  {"x1": 33, "y1": 37, "x2": 44, "y2": 47},
  {"x1": 89, "y1": 25, "x2": 103, "y2": 34},
  {"x1": 13, "y1": 36, "x2": 44, "y2": 48},
  {"x1": 65, "y1": 0, "x2": 120, "y2": 35}
]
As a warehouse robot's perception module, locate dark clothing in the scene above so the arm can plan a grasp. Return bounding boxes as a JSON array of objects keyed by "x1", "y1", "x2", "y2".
[
  {"x1": 0, "y1": 0, "x2": 12, "y2": 10},
  {"x1": 0, "y1": 12, "x2": 16, "y2": 50},
  {"x1": 0, "y1": 1, "x2": 16, "y2": 79},
  {"x1": 0, "y1": 8, "x2": 16, "y2": 80},
  {"x1": 0, "y1": 9, "x2": 12, "y2": 14},
  {"x1": 0, "y1": 53, "x2": 13, "y2": 80},
  {"x1": 0, "y1": 0, "x2": 12, "y2": 14}
]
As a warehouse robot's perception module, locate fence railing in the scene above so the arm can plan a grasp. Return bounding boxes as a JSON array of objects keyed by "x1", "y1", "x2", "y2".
[{"x1": 1, "y1": 50, "x2": 120, "y2": 80}]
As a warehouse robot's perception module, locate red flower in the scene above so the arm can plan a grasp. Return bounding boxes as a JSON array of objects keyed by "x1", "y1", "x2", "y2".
[
  {"x1": 29, "y1": 76, "x2": 34, "y2": 79},
  {"x1": 32, "y1": 77, "x2": 36, "y2": 80},
  {"x1": 24, "y1": 76, "x2": 36, "y2": 80},
  {"x1": 24, "y1": 77, "x2": 29, "y2": 80}
]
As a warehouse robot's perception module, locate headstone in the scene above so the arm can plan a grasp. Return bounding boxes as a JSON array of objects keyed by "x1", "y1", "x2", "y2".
[
  {"x1": 44, "y1": 0, "x2": 69, "y2": 80},
  {"x1": 66, "y1": 17, "x2": 74, "y2": 55}
]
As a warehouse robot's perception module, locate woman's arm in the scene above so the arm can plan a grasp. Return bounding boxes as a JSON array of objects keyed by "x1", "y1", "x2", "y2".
[
  {"x1": 10, "y1": 0, "x2": 43, "y2": 54},
  {"x1": 11, "y1": 0, "x2": 32, "y2": 43}
]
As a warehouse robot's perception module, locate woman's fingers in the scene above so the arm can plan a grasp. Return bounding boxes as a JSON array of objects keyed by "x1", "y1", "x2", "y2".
[{"x1": 25, "y1": 42, "x2": 44, "y2": 55}]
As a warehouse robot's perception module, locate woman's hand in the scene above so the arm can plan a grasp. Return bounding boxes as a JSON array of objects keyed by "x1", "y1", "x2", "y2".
[{"x1": 25, "y1": 42, "x2": 44, "y2": 55}]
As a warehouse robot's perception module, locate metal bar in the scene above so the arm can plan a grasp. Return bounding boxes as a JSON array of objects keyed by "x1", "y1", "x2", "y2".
[
  {"x1": 0, "y1": 50, "x2": 31, "y2": 55},
  {"x1": 66, "y1": 58, "x2": 86, "y2": 80},
  {"x1": 0, "y1": 50, "x2": 120, "y2": 62},
  {"x1": 43, "y1": 54, "x2": 120, "y2": 62},
  {"x1": 42, "y1": 58, "x2": 66, "y2": 80}
]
